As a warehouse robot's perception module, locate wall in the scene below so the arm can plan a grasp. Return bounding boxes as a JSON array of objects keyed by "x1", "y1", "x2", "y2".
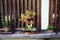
[
  {"x1": 41, "y1": 0, "x2": 49, "y2": 30},
  {"x1": 0, "y1": 0, "x2": 59, "y2": 40}
]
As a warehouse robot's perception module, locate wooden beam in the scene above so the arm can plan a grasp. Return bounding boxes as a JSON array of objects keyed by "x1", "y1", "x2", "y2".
[
  {"x1": 28, "y1": 0, "x2": 31, "y2": 10},
  {"x1": 25, "y1": 0, "x2": 27, "y2": 10},
  {"x1": 32, "y1": 0, "x2": 36, "y2": 28},
  {"x1": 0, "y1": 0, "x2": 2, "y2": 28},
  {"x1": 20, "y1": 0, "x2": 23, "y2": 28},
  {"x1": 8, "y1": 0, "x2": 12, "y2": 25},
  {"x1": 1, "y1": 0, "x2": 4, "y2": 22},
  {"x1": 37, "y1": 0, "x2": 41, "y2": 31},
  {"x1": 58, "y1": 0, "x2": 60, "y2": 28},
  {"x1": 17, "y1": 0, "x2": 20, "y2": 28},
  {"x1": 49, "y1": 0, "x2": 54, "y2": 25},
  {"x1": 32, "y1": 0, "x2": 35, "y2": 12},
  {"x1": 13, "y1": 0, "x2": 16, "y2": 28},
  {"x1": 54, "y1": 0, "x2": 58, "y2": 27},
  {"x1": 20, "y1": 0, "x2": 23, "y2": 13},
  {"x1": 4, "y1": 0, "x2": 8, "y2": 27}
]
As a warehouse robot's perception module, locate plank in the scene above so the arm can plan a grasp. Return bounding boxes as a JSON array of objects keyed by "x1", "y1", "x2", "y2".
[
  {"x1": 17, "y1": 0, "x2": 20, "y2": 28},
  {"x1": 49, "y1": 0, "x2": 54, "y2": 25},
  {"x1": 37, "y1": 0, "x2": 41, "y2": 31},
  {"x1": 13, "y1": 0, "x2": 16, "y2": 28}
]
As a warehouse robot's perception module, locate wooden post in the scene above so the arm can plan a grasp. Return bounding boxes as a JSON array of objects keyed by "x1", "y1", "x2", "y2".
[
  {"x1": 32, "y1": 0, "x2": 36, "y2": 28},
  {"x1": 28, "y1": 0, "x2": 31, "y2": 10},
  {"x1": 54, "y1": 0, "x2": 58, "y2": 28},
  {"x1": 37, "y1": 0, "x2": 41, "y2": 32},
  {"x1": 32, "y1": 0, "x2": 35, "y2": 12},
  {"x1": 1, "y1": 0, "x2": 4, "y2": 27},
  {"x1": 13, "y1": 0, "x2": 16, "y2": 28},
  {"x1": 0, "y1": 0, "x2": 2, "y2": 28},
  {"x1": 8, "y1": 0, "x2": 12, "y2": 26},
  {"x1": 20, "y1": 0, "x2": 24, "y2": 28},
  {"x1": 57, "y1": 1, "x2": 60, "y2": 28},
  {"x1": 21, "y1": 0, "x2": 23, "y2": 13},
  {"x1": 17, "y1": 0, "x2": 20, "y2": 28},
  {"x1": 25, "y1": 0, "x2": 27, "y2": 10},
  {"x1": 49, "y1": 0, "x2": 54, "y2": 26},
  {"x1": 4, "y1": 0, "x2": 8, "y2": 27}
]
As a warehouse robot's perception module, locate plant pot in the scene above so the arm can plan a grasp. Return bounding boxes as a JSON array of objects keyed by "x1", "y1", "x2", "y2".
[
  {"x1": 20, "y1": 28, "x2": 37, "y2": 34},
  {"x1": 3, "y1": 27, "x2": 9, "y2": 32},
  {"x1": 47, "y1": 30, "x2": 53, "y2": 33}
]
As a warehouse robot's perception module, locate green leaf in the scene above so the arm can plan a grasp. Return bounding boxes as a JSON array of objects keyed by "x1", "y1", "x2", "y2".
[
  {"x1": 27, "y1": 24, "x2": 32, "y2": 30},
  {"x1": 47, "y1": 25, "x2": 54, "y2": 30},
  {"x1": 2, "y1": 22, "x2": 8, "y2": 26}
]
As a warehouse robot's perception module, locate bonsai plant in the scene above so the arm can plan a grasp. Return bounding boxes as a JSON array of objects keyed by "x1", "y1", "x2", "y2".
[
  {"x1": 47, "y1": 25, "x2": 54, "y2": 33},
  {"x1": 19, "y1": 10, "x2": 36, "y2": 33},
  {"x1": 2, "y1": 16, "x2": 9, "y2": 32},
  {"x1": 2, "y1": 16, "x2": 8, "y2": 27}
]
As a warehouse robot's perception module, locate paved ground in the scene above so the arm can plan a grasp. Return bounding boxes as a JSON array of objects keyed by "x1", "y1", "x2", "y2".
[{"x1": 0, "y1": 31, "x2": 60, "y2": 38}]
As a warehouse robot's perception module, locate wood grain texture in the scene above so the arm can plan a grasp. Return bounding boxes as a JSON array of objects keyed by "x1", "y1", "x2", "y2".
[
  {"x1": 8, "y1": 0, "x2": 12, "y2": 24},
  {"x1": 37, "y1": 0, "x2": 41, "y2": 31},
  {"x1": 13, "y1": 0, "x2": 16, "y2": 28},
  {"x1": 54, "y1": 0, "x2": 58, "y2": 27},
  {"x1": 49, "y1": 0, "x2": 54, "y2": 26},
  {"x1": 0, "y1": 0, "x2": 41, "y2": 32},
  {"x1": 20, "y1": 0, "x2": 23, "y2": 28},
  {"x1": 1, "y1": 0, "x2": 4, "y2": 22},
  {"x1": 17, "y1": 0, "x2": 20, "y2": 28},
  {"x1": 25, "y1": 0, "x2": 27, "y2": 10}
]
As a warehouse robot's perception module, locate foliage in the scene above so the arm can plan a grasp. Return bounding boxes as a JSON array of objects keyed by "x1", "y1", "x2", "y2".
[
  {"x1": 19, "y1": 10, "x2": 36, "y2": 30},
  {"x1": 2, "y1": 21, "x2": 8, "y2": 27},
  {"x1": 47, "y1": 25, "x2": 54, "y2": 30},
  {"x1": 26, "y1": 24, "x2": 32, "y2": 31},
  {"x1": 2, "y1": 16, "x2": 8, "y2": 27},
  {"x1": 19, "y1": 10, "x2": 36, "y2": 21}
]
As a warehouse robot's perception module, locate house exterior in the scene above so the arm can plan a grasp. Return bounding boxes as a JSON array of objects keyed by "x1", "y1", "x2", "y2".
[{"x1": 0, "y1": 0, "x2": 60, "y2": 40}]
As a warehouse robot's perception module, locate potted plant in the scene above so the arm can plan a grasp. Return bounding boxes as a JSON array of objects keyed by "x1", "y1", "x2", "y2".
[
  {"x1": 19, "y1": 10, "x2": 36, "y2": 34},
  {"x1": 2, "y1": 16, "x2": 9, "y2": 32},
  {"x1": 47, "y1": 25, "x2": 54, "y2": 33}
]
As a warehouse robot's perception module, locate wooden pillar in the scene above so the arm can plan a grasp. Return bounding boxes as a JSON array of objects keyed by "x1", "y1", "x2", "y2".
[
  {"x1": 32, "y1": 0, "x2": 35, "y2": 12},
  {"x1": 20, "y1": 0, "x2": 24, "y2": 28},
  {"x1": 54, "y1": 0, "x2": 58, "y2": 28},
  {"x1": 17, "y1": 0, "x2": 20, "y2": 28},
  {"x1": 37, "y1": 0, "x2": 41, "y2": 32},
  {"x1": 28, "y1": 0, "x2": 31, "y2": 10},
  {"x1": 25, "y1": 0, "x2": 27, "y2": 10},
  {"x1": 8, "y1": 0, "x2": 12, "y2": 26},
  {"x1": 4, "y1": 0, "x2": 8, "y2": 27},
  {"x1": 13, "y1": 0, "x2": 16, "y2": 28},
  {"x1": 49, "y1": 0, "x2": 54, "y2": 26},
  {"x1": 58, "y1": 0, "x2": 60, "y2": 29},
  {"x1": 0, "y1": 0, "x2": 2, "y2": 28}
]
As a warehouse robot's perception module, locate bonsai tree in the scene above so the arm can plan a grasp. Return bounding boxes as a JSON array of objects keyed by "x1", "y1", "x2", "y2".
[
  {"x1": 2, "y1": 16, "x2": 9, "y2": 32},
  {"x1": 2, "y1": 16, "x2": 8, "y2": 27},
  {"x1": 2, "y1": 21, "x2": 8, "y2": 27},
  {"x1": 47, "y1": 25, "x2": 54, "y2": 30},
  {"x1": 19, "y1": 10, "x2": 36, "y2": 31}
]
